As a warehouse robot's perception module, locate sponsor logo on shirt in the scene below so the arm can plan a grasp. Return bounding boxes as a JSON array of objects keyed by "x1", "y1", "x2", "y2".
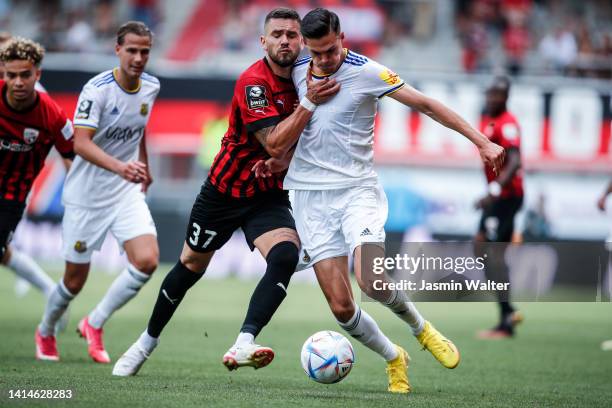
[
  {"x1": 140, "y1": 103, "x2": 149, "y2": 116},
  {"x1": 104, "y1": 126, "x2": 145, "y2": 142},
  {"x1": 76, "y1": 100, "x2": 93, "y2": 120},
  {"x1": 0, "y1": 138, "x2": 33, "y2": 152},
  {"x1": 245, "y1": 85, "x2": 269, "y2": 110},
  {"x1": 379, "y1": 68, "x2": 401, "y2": 86}
]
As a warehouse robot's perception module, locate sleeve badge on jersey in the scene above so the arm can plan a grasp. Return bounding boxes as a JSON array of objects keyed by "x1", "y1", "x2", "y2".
[
  {"x1": 379, "y1": 69, "x2": 401, "y2": 86},
  {"x1": 245, "y1": 85, "x2": 269, "y2": 110},
  {"x1": 140, "y1": 103, "x2": 149, "y2": 116},
  {"x1": 76, "y1": 99, "x2": 93, "y2": 119},
  {"x1": 61, "y1": 120, "x2": 74, "y2": 141},
  {"x1": 23, "y1": 128, "x2": 40, "y2": 144}
]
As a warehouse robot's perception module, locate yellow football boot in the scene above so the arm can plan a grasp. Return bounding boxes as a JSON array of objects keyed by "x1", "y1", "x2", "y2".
[
  {"x1": 386, "y1": 345, "x2": 411, "y2": 394},
  {"x1": 416, "y1": 321, "x2": 460, "y2": 369}
]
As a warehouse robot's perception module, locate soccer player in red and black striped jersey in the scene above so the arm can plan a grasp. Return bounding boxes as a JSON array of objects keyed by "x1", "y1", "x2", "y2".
[
  {"x1": 475, "y1": 76, "x2": 524, "y2": 339},
  {"x1": 113, "y1": 8, "x2": 340, "y2": 377},
  {"x1": 0, "y1": 37, "x2": 74, "y2": 319}
]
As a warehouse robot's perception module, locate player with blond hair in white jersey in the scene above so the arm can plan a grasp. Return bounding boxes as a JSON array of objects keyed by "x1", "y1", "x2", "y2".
[
  {"x1": 255, "y1": 8, "x2": 505, "y2": 393},
  {"x1": 35, "y1": 21, "x2": 160, "y2": 364}
]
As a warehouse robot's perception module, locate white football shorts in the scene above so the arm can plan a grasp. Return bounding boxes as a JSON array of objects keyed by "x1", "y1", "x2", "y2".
[
  {"x1": 292, "y1": 183, "x2": 387, "y2": 270},
  {"x1": 62, "y1": 192, "x2": 157, "y2": 263}
]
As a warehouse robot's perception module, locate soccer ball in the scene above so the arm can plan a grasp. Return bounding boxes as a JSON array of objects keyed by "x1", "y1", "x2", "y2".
[{"x1": 300, "y1": 331, "x2": 355, "y2": 384}]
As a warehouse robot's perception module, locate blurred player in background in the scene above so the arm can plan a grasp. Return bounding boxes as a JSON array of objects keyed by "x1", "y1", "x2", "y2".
[
  {"x1": 596, "y1": 179, "x2": 612, "y2": 351},
  {"x1": 475, "y1": 76, "x2": 524, "y2": 339},
  {"x1": 35, "y1": 21, "x2": 160, "y2": 363},
  {"x1": 255, "y1": 8, "x2": 504, "y2": 393},
  {"x1": 0, "y1": 33, "x2": 66, "y2": 316},
  {"x1": 112, "y1": 8, "x2": 339, "y2": 377},
  {"x1": 0, "y1": 37, "x2": 74, "y2": 331}
]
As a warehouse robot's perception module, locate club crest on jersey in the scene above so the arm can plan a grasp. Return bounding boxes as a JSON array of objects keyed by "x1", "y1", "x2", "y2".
[
  {"x1": 23, "y1": 128, "x2": 39, "y2": 144},
  {"x1": 379, "y1": 68, "x2": 400, "y2": 86},
  {"x1": 76, "y1": 99, "x2": 93, "y2": 119},
  {"x1": 140, "y1": 103, "x2": 149, "y2": 116},
  {"x1": 74, "y1": 241, "x2": 87, "y2": 253},
  {"x1": 245, "y1": 85, "x2": 269, "y2": 110}
]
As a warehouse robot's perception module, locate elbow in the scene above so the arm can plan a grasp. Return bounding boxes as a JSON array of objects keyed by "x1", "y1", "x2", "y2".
[
  {"x1": 266, "y1": 146, "x2": 286, "y2": 159},
  {"x1": 73, "y1": 138, "x2": 84, "y2": 156},
  {"x1": 265, "y1": 140, "x2": 286, "y2": 159}
]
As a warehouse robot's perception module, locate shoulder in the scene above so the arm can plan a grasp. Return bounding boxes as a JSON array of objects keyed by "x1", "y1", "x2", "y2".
[
  {"x1": 503, "y1": 111, "x2": 520, "y2": 126},
  {"x1": 38, "y1": 91, "x2": 66, "y2": 118},
  {"x1": 345, "y1": 50, "x2": 368, "y2": 67},
  {"x1": 141, "y1": 72, "x2": 160, "y2": 90},
  {"x1": 238, "y1": 59, "x2": 268, "y2": 82},
  {"x1": 38, "y1": 92, "x2": 70, "y2": 129},
  {"x1": 86, "y1": 70, "x2": 115, "y2": 90},
  {"x1": 293, "y1": 55, "x2": 312, "y2": 68}
]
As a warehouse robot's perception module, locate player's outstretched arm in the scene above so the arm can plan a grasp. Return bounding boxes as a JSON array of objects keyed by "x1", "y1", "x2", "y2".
[
  {"x1": 390, "y1": 84, "x2": 505, "y2": 173},
  {"x1": 255, "y1": 71, "x2": 340, "y2": 158},
  {"x1": 73, "y1": 127, "x2": 147, "y2": 183}
]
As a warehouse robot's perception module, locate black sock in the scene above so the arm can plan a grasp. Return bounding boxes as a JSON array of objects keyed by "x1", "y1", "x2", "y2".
[
  {"x1": 499, "y1": 301, "x2": 514, "y2": 318},
  {"x1": 240, "y1": 242, "x2": 298, "y2": 337},
  {"x1": 147, "y1": 261, "x2": 204, "y2": 338}
]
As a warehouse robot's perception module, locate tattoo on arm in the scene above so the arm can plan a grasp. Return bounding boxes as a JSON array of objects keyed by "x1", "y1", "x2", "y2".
[{"x1": 254, "y1": 126, "x2": 274, "y2": 148}]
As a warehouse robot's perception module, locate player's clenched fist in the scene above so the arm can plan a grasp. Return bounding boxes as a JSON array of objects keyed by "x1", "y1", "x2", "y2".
[
  {"x1": 305, "y1": 69, "x2": 341, "y2": 105},
  {"x1": 479, "y1": 141, "x2": 505, "y2": 175},
  {"x1": 118, "y1": 160, "x2": 148, "y2": 183}
]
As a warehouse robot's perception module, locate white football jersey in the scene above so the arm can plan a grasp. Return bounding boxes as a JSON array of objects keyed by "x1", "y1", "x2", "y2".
[
  {"x1": 284, "y1": 50, "x2": 405, "y2": 190},
  {"x1": 63, "y1": 69, "x2": 160, "y2": 208}
]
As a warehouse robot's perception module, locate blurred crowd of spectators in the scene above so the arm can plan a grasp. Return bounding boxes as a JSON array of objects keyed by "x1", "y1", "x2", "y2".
[
  {"x1": 0, "y1": 0, "x2": 161, "y2": 54},
  {"x1": 0, "y1": 0, "x2": 609, "y2": 78},
  {"x1": 456, "y1": 0, "x2": 612, "y2": 78}
]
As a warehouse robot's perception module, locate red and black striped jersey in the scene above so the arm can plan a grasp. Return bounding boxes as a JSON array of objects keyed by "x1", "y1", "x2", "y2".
[
  {"x1": 480, "y1": 110, "x2": 523, "y2": 198},
  {"x1": 0, "y1": 80, "x2": 74, "y2": 203},
  {"x1": 208, "y1": 57, "x2": 298, "y2": 198}
]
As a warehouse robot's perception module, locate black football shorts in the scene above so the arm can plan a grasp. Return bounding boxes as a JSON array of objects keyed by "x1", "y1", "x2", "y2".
[{"x1": 185, "y1": 180, "x2": 296, "y2": 253}]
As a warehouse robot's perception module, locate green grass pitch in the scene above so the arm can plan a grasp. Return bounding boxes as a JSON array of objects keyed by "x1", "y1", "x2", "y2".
[{"x1": 1, "y1": 265, "x2": 611, "y2": 407}]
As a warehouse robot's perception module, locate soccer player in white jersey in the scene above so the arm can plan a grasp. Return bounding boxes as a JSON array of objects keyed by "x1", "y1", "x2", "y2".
[
  {"x1": 35, "y1": 21, "x2": 160, "y2": 363},
  {"x1": 256, "y1": 8, "x2": 505, "y2": 393}
]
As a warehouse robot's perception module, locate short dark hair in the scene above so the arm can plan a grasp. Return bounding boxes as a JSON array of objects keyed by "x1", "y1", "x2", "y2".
[
  {"x1": 487, "y1": 75, "x2": 511, "y2": 94},
  {"x1": 117, "y1": 21, "x2": 153, "y2": 45},
  {"x1": 301, "y1": 8, "x2": 340, "y2": 39},
  {"x1": 264, "y1": 7, "x2": 301, "y2": 28}
]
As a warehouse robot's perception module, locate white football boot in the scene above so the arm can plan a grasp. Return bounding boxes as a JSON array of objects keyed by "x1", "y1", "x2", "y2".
[
  {"x1": 222, "y1": 343, "x2": 275, "y2": 371},
  {"x1": 112, "y1": 342, "x2": 153, "y2": 376}
]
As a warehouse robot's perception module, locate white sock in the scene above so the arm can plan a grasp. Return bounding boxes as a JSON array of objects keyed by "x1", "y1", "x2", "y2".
[
  {"x1": 338, "y1": 304, "x2": 398, "y2": 362},
  {"x1": 7, "y1": 249, "x2": 55, "y2": 296},
  {"x1": 89, "y1": 264, "x2": 151, "y2": 329},
  {"x1": 39, "y1": 280, "x2": 74, "y2": 337},
  {"x1": 384, "y1": 289, "x2": 425, "y2": 336},
  {"x1": 138, "y1": 330, "x2": 159, "y2": 354},
  {"x1": 235, "y1": 332, "x2": 255, "y2": 346}
]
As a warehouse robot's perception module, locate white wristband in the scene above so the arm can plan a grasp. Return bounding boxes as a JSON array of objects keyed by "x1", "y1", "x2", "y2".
[
  {"x1": 488, "y1": 181, "x2": 502, "y2": 197},
  {"x1": 300, "y1": 97, "x2": 317, "y2": 112}
]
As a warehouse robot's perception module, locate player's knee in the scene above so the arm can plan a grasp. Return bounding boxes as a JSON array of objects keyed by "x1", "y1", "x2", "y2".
[
  {"x1": 330, "y1": 299, "x2": 355, "y2": 323},
  {"x1": 131, "y1": 251, "x2": 159, "y2": 275},
  {"x1": 1, "y1": 245, "x2": 10, "y2": 265},
  {"x1": 63, "y1": 275, "x2": 86, "y2": 295},
  {"x1": 266, "y1": 241, "x2": 299, "y2": 279}
]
